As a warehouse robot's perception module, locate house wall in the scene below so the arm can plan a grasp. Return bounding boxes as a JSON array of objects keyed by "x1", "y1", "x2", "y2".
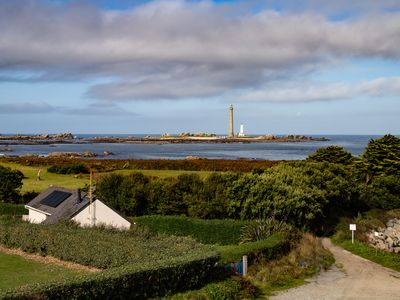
[
  {"x1": 27, "y1": 208, "x2": 47, "y2": 224},
  {"x1": 72, "y1": 200, "x2": 131, "y2": 230}
]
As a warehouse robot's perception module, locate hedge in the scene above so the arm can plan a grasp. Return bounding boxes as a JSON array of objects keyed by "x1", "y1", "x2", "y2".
[
  {"x1": 0, "y1": 216, "x2": 215, "y2": 269},
  {"x1": 0, "y1": 203, "x2": 27, "y2": 216},
  {"x1": 0, "y1": 251, "x2": 220, "y2": 299},
  {"x1": 217, "y1": 233, "x2": 290, "y2": 264},
  {"x1": 133, "y1": 215, "x2": 249, "y2": 245}
]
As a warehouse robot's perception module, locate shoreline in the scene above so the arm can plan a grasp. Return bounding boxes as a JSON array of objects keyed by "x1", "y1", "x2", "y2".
[{"x1": 0, "y1": 134, "x2": 328, "y2": 146}]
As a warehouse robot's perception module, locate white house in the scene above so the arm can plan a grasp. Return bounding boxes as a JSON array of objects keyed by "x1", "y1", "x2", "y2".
[{"x1": 24, "y1": 187, "x2": 131, "y2": 230}]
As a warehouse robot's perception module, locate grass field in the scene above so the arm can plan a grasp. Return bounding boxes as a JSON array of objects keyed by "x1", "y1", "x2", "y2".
[
  {"x1": 0, "y1": 252, "x2": 81, "y2": 291},
  {"x1": 0, "y1": 162, "x2": 213, "y2": 193}
]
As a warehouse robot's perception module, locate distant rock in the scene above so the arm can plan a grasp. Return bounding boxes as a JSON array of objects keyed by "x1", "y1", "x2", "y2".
[{"x1": 48, "y1": 151, "x2": 97, "y2": 158}]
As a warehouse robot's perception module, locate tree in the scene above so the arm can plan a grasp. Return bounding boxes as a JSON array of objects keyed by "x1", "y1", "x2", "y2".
[
  {"x1": 0, "y1": 165, "x2": 24, "y2": 203},
  {"x1": 355, "y1": 134, "x2": 400, "y2": 184},
  {"x1": 307, "y1": 146, "x2": 353, "y2": 165}
]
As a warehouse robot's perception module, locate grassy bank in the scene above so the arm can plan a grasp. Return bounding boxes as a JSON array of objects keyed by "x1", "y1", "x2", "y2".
[
  {"x1": 332, "y1": 239, "x2": 400, "y2": 272},
  {"x1": 332, "y1": 209, "x2": 400, "y2": 272}
]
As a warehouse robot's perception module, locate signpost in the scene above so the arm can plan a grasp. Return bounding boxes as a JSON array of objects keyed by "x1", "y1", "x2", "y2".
[{"x1": 350, "y1": 224, "x2": 356, "y2": 244}]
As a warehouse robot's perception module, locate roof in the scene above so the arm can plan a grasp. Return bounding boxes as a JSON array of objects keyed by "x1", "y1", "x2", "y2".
[
  {"x1": 25, "y1": 186, "x2": 130, "y2": 225},
  {"x1": 26, "y1": 187, "x2": 89, "y2": 224}
]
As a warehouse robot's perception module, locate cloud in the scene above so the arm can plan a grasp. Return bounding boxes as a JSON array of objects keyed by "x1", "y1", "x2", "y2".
[
  {"x1": 0, "y1": 101, "x2": 135, "y2": 115},
  {"x1": 239, "y1": 77, "x2": 400, "y2": 102},
  {"x1": 0, "y1": 1, "x2": 399, "y2": 100}
]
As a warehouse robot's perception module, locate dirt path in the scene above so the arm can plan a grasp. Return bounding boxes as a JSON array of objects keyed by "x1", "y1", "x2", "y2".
[{"x1": 270, "y1": 238, "x2": 400, "y2": 300}]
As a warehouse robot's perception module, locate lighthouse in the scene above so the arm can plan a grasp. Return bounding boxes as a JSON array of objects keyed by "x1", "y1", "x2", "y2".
[{"x1": 228, "y1": 104, "x2": 234, "y2": 137}]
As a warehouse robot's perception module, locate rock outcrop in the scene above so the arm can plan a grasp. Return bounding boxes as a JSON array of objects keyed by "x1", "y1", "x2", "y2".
[
  {"x1": 366, "y1": 218, "x2": 400, "y2": 253},
  {"x1": 48, "y1": 151, "x2": 97, "y2": 158}
]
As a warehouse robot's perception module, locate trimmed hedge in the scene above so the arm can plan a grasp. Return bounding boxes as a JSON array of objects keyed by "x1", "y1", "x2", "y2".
[
  {"x1": 0, "y1": 251, "x2": 220, "y2": 299},
  {"x1": 133, "y1": 215, "x2": 249, "y2": 245},
  {"x1": 217, "y1": 233, "x2": 290, "y2": 264},
  {"x1": 0, "y1": 216, "x2": 215, "y2": 269},
  {"x1": 0, "y1": 203, "x2": 27, "y2": 216}
]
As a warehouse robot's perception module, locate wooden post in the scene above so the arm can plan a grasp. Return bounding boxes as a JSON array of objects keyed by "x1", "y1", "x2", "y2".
[{"x1": 89, "y1": 168, "x2": 94, "y2": 226}]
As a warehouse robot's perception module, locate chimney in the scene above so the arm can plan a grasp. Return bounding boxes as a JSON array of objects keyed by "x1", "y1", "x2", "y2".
[{"x1": 77, "y1": 188, "x2": 81, "y2": 204}]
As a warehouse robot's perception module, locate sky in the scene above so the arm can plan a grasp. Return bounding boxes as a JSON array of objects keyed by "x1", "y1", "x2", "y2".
[{"x1": 0, "y1": 0, "x2": 399, "y2": 135}]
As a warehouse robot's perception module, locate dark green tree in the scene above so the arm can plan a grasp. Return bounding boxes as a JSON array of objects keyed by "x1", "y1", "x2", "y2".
[
  {"x1": 355, "y1": 134, "x2": 400, "y2": 184},
  {"x1": 307, "y1": 146, "x2": 353, "y2": 165},
  {"x1": 0, "y1": 165, "x2": 24, "y2": 203}
]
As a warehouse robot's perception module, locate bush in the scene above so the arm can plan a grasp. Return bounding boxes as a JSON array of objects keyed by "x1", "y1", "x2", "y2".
[
  {"x1": 360, "y1": 175, "x2": 400, "y2": 209},
  {"x1": 218, "y1": 233, "x2": 290, "y2": 264},
  {"x1": 0, "y1": 203, "x2": 27, "y2": 216},
  {"x1": 0, "y1": 250, "x2": 220, "y2": 299},
  {"x1": 0, "y1": 216, "x2": 215, "y2": 269},
  {"x1": 240, "y1": 218, "x2": 294, "y2": 244},
  {"x1": 0, "y1": 165, "x2": 23, "y2": 203},
  {"x1": 47, "y1": 163, "x2": 89, "y2": 174},
  {"x1": 133, "y1": 215, "x2": 249, "y2": 245}
]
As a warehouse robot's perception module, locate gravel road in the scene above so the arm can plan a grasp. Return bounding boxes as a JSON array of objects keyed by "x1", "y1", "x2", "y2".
[{"x1": 270, "y1": 238, "x2": 400, "y2": 300}]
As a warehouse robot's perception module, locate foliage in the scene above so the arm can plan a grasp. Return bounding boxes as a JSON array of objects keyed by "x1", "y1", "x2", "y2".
[
  {"x1": 307, "y1": 145, "x2": 353, "y2": 164},
  {"x1": 0, "y1": 216, "x2": 215, "y2": 269},
  {"x1": 0, "y1": 165, "x2": 23, "y2": 203},
  {"x1": 227, "y1": 162, "x2": 359, "y2": 232},
  {"x1": 1, "y1": 156, "x2": 283, "y2": 173},
  {"x1": 133, "y1": 215, "x2": 249, "y2": 245},
  {"x1": 240, "y1": 218, "x2": 294, "y2": 244},
  {"x1": 0, "y1": 250, "x2": 219, "y2": 300},
  {"x1": 0, "y1": 203, "x2": 27, "y2": 216},
  {"x1": 47, "y1": 163, "x2": 89, "y2": 175},
  {"x1": 248, "y1": 233, "x2": 334, "y2": 296},
  {"x1": 217, "y1": 233, "x2": 290, "y2": 264},
  {"x1": 354, "y1": 134, "x2": 400, "y2": 183},
  {"x1": 360, "y1": 175, "x2": 400, "y2": 209},
  {"x1": 169, "y1": 277, "x2": 259, "y2": 300}
]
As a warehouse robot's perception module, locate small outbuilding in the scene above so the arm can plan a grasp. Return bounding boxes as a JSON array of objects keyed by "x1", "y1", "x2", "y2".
[{"x1": 24, "y1": 187, "x2": 131, "y2": 230}]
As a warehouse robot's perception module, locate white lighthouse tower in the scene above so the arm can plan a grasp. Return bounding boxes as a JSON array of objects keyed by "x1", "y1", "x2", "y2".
[{"x1": 238, "y1": 124, "x2": 245, "y2": 137}]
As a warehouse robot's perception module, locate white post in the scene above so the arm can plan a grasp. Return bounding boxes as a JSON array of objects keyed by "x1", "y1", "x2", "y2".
[
  {"x1": 242, "y1": 255, "x2": 248, "y2": 277},
  {"x1": 350, "y1": 224, "x2": 356, "y2": 244}
]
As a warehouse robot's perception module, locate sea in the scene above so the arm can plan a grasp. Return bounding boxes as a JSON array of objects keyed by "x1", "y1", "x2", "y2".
[{"x1": 0, "y1": 134, "x2": 383, "y2": 160}]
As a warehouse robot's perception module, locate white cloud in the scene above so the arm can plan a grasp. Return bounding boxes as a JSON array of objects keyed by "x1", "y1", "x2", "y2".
[
  {"x1": 0, "y1": 1, "x2": 399, "y2": 101},
  {"x1": 239, "y1": 77, "x2": 400, "y2": 102},
  {"x1": 0, "y1": 102, "x2": 135, "y2": 115}
]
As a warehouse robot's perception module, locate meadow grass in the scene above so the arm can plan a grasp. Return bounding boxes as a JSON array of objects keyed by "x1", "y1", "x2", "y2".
[
  {"x1": 0, "y1": 161, "x2": 212, "y2": 193},
  {"x1": 0, "y1": 252, "x2": 81, "y2": 291}
]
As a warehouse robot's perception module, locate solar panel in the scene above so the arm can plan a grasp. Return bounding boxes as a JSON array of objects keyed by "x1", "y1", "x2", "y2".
[{"x1": 40, "y1": 191, "x2": 72, "y2": 208}]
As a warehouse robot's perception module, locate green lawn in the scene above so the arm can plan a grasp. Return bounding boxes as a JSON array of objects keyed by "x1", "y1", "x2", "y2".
[
  {"x1": 0, "y1": 252, "x2": 82, "y2": 291},
  {"x1": 0, "y1": 162, "x2": 213, "y2": 193}
]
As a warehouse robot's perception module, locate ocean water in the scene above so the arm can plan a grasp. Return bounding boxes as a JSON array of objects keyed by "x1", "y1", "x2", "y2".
[{"x1": 0, "y1": 135, "x2": 380, "y2": 160}]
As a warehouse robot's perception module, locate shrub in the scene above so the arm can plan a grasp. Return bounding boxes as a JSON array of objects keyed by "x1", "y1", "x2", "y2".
[
  {"x1": 217, "y1": 233, "x2": 290, "y2": 264},
  {"x1": 47, "y1": 163, "x2": 89, "y2": 174},
  {"x1": 0, "y1": 203, "x2": 27, "y2": 216},
  {"x1": 307, "y1": 146, "x2": 353, "y2": 164},
  {"x1": 0, "y1": 250, "x2": 220, "y2": 299},
  {"x1": 0, "y1": 165, "x2": 23, "y2": 203},
  {"x1": 240, "y1": 218, "x2": 294, "y2": 244},
  {"x1": 133, "y1": 215, "x2": 249, "y2": 245},
  {"x1": 0, "y1": 216, "x2": 215, "y2": 269}
]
